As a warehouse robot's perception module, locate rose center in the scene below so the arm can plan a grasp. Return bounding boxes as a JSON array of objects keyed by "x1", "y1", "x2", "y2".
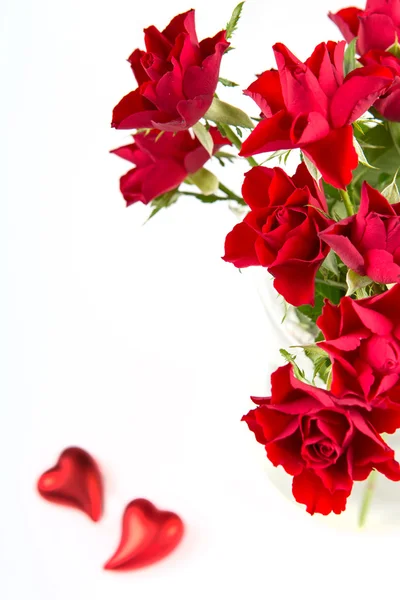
[
  {"x1": 302, "y1": 438, "x2": 339, "y2": 467},
  {"x1": 361, "y1": 335, "x2": 400, "y2": 375},
  {"x1": 142, "y1": 53, "x2": 154, "y2": 69},
  {"x1": 318, "y1": 442, "x2": 334, "y2": 456},
  {"x1": 275, "y1": 207, "x2": 288, "y2": 224}
]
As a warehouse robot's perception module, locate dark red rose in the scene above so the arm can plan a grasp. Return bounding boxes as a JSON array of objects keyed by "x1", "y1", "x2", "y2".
[
  {"x1": 329, "y1": 0, "x2": 400, "y2": 55},
  {"x1": 111, "y1": 127, "x2": 230, "y2": 206},
  {"x1": 360, "y1": 50, "x2": 400, "y2": 120},
  {"x1": 239, "y1": 41, "x2": 393, "y2": 189},
  {"x1": 222, "y1": 162, "x2": 333, "y2": 306},
  {"x1": 243, "y1": 364, "x2": 400, "y2": 515},
  {"x1": 111, "y1": 10, "x2": 229, "y2": 132},
  {"x1": 320, "y1": 182, "x2": 400, "y2": 284},
  {"x1": 317, "y1": 284, "x2": 400, "y2": 400}
]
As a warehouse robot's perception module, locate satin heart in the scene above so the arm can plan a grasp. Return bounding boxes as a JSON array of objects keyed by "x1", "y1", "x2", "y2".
[
  {"x1": 37, "y1": 447, "x2": 103, "y2": 521},
  {"x1": 104, "y1": 499, "x2": 184, "y2": 570}
]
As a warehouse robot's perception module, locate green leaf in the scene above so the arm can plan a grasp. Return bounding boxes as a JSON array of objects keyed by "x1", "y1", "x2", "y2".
[
  {"x1": 301, "y1": 345, "x2": 331, "y2": 384},
  {"x1": 331, "y1": 199, "x2": 348, "y2": 221},
  {"x1": 388, "y1": 121, "x2": 400, "y2": 155},
  {"x1": 382, "y1": 168, "x2": 400, "y2": 203},
  {"x1": 204, "y1": 97, "x2": 254, "y2": 129},
  {"x1": 387, "y1": 34, "x2": 400, "y2": 59},
  {"x1": 214, "y1": 151, "x2": 236, "y2": 165},
  {"x1": 192, "y1": 122, "x2": 213, "y2": 156},
  {"x1": 300, "y1": 344, "x2": 329, "y2": 361},
  {"x1": 146, "y1": 189, "x2": 180, "y2": 222},
  {"x1": 346, "y1": 269, "x2": 373, "y2": 296},
  {"x1": 323, "y1": 181, "x2": 341, "y2": 205},
  {"x1": 301, "y1": 152, "x2": 321, "y2": 181},
  {"x1": 353, "y1": 137, "x2": 378, "y2": 169},
  {"x1": 344, "y1": 38, "x2": 357, "y2": 76},
  {"x1": 283, "y1": 150, "x2": 292, "y2": 165},
  {"x1": 218, "y1": 77, "x2": 239, "y2": 87},
  {"x1": 321, "y1": 250, "x2": 340, "y2": 277},
  {"x1": 225, "y1": 1, "x2": 245, "y2": 40},
  {"x1": 187, "y1": 168, "x2": 219, "y2": 195},
  {"x1": 262, "y1": 149, "x2": 293, "y2": 164},
  {"x1": 297, "y1": 277, "x2": 344, "y2": 323},
  {"x1": 279, "y1": 349, "x2": 308, "y2": 383},
  {"x1": 351, "y1": 122, "x2": 400, "y2": 195}
]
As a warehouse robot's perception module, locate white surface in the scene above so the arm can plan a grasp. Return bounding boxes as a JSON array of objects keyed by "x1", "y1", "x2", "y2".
[{"x1": 2, "y1": 0, "x2": 400, "y2": 599}]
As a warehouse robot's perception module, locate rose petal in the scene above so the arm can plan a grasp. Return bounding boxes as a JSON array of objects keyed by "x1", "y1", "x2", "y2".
[
  {"x1": 222, "y1": 223, "x2": 260, "y2": 268},
  {"x1": 328, "y1": 7, "x2": 363, "y2": 42},
  {"x1": 292, "y1": 469, "x2": 350, "y2": 515},
  {"x1": 244, "y1": 69, "x2": 285, "y2": 117},
  {"x1": 330, "y1": 64, "x2": 393, "y2": 129},
  {"x1": 303, "y1": 125, "x2": 358, "y2": 189},
  {"x1": 240, "y1": 110, "x2": 295, "y2": 156}
]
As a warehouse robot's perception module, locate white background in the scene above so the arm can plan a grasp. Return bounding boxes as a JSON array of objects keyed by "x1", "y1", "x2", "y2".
[{"x1": 2, "y1": 0, "x2": 400, "y2": 598}]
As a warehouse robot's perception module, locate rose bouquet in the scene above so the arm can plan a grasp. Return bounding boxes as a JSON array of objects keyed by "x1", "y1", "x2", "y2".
[{"x1": 111, "y1": 1, "x2": 400, "y2": 523}]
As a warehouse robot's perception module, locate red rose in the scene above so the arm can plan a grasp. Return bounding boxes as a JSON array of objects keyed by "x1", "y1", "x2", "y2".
[
  {"x1": 360, "y1": 50, "x2": 400, "y2": 121},
  {"x1": 243, "y1": 364, "x2": 400, "y2": 515},
  {"x1": 317, "y1": 285, "x2": 400, "y2": 400},
  {"x1": 319, "y1": 182, "x2": 400, "y2": 284},
  {"x1": 222, "y1": 162, "x2": 333, "y2": 306},
  {"x1": 239, "y1": 42, "x2": 393, "y2": 189},
  {"x1": 111, "y1": 127, "x2": 230, "y2": 206},
  {"x1": 369, "y1": 381, "x2": 400, "y2": 433},
  {"x1": 329, "y1": 0, "x2": 400, "y2": 55},
  {"x1": 111, "y1": 10, "x2": 229, "y2": 132}
]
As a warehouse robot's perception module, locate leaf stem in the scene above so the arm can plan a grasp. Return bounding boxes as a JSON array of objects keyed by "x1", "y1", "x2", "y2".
[
  {"x1": 358, "y1": 470, "x2": 377, "y2": 528},
  {"x1": 315, "y1": 277, "x2": 347, "y2": 290},
  {"x1": 326, "y1": 368, "x2": 333, "y2": 390},
  {"x1": 180, "y1": 190, "x2": 242, "y2": 204},
  {"x1": 220, "y1": 124, "x2": 258, "y2": 167},
  {"x1": 218, "y1": 182, "x2": 244, "y2": 203},
  {"x1": 339, "y1": 188, "x2": 355, "y2": 216}
]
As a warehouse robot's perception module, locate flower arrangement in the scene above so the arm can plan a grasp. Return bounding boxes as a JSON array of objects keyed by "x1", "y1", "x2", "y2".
[{"x1": 111, "y1": 0, "x2": 400, "y2": 523}]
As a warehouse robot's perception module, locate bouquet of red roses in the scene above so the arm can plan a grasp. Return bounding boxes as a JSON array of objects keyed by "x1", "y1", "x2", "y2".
[{"x1": 111, "y1": 0, "x2": 400, "y2": 522}]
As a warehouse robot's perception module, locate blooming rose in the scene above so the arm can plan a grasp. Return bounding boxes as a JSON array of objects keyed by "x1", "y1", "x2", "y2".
[
  {"x1": 317, "y1": 284, "x2": 400, "y2": 400},
  {"x1": 239, "y1": 41, "x2": 393, "y2": 189},
  {"x1": 360, "y1": 50, "x2": 400, "y2": 120},
  {"x1": 243, "y1": 364, "x2": 400, "y2": 515},
  {"x1": 320, "y1": 182, "x2": 400, "y2": 284},
  {"x1": 111, "y1": 127, "x2": 230, "y2": 205},
  {"x1": 329, "y1": 0, "x2": 400, "y2": 55},
  {"x1": 111, "y1": 10, "x2": 229, "y2": 132},
  {"x1": 222, "y1": 162, "x2": 333, "y2": 306}
]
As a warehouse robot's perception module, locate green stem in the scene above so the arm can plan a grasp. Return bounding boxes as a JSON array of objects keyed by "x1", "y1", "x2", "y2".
[
  {"x1": 315, "y1": 277, "x2": 347, "y2": 290},
  {"x1": 220, "y1": 124, "x2": 258, "y2": 167},
  {"x1": 180, "y1": 190, "x2": 226, "y2": 200},
  {"x1": 339, "y1": 188, "x2": 355, "y2": 216},
  {"x1": 218, "y1": 182, "x2": 243, "y2": 203},
  {"x1": 358, "y1": 470, "x2": 377, "y2": 528},
  {"x1": 180, "y1": 190, "x2": 241, "y2": 204}
]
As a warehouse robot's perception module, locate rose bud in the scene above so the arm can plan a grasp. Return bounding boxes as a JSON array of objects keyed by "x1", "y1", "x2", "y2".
[{"x1": 112, "y1": 10, "x2": 229, "y2": 132}]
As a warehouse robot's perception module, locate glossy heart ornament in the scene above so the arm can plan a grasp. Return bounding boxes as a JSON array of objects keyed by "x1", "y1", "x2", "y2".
[
  {"x1": 37, "y1": 447, "x2": 103, "y2": 521},
  {"x1": 104, "y1": 499, "x2": 184, "y2": 570}
]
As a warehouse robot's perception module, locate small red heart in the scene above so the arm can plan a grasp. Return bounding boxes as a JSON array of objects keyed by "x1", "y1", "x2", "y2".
[
  {"x1": 104, "y1": 499, "x2": 184, "y2": 570},
  {"x1": 37, "y1": 447, "x2": 103, "y2": 522}
]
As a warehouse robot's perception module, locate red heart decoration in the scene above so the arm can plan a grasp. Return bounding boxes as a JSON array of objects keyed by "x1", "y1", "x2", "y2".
[
  {"x1": 104, "y1": 499, "x2": 184, "y2": 570},
  {"x1": 37, "y1": 447, "x2": 103, "y2": 522}
]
